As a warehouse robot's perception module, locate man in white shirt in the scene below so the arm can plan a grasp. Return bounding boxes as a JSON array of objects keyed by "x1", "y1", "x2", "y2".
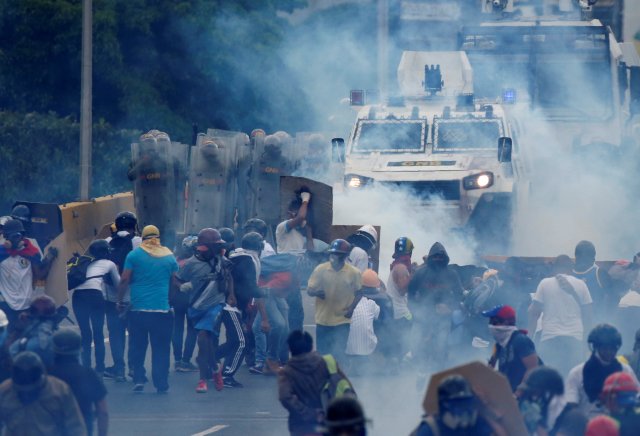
[
  {"x1": 528, "y1": 255, "x2": 593, "y2": 376},
  {"x1": 275, "y1": 194, "x2": 313, "y2": 254},
  {"x1": 565, "y1": 324, "x2": 640, "y2": 419}
]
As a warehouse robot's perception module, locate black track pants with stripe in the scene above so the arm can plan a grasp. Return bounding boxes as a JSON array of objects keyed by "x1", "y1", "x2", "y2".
[{"x1": 215, "y1": 309, "x2": 246, "y2": 377}]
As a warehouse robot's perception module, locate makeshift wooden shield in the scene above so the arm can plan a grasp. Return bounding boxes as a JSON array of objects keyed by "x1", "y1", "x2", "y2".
[
  {"x1": 423, "y1": 361, "x2": 527, "y2": 436},
  {"x1": 279, "y1": 176, "x2": 333, "y2": 244},
  {"x1": 330, "y1": 225, "x2": 381, "y2": 273}
]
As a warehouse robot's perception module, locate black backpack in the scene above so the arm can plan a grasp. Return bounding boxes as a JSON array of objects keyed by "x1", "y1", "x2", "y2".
[
  {"x1": 109, "y1": 233, "x2": 134, "y2": 272},
  {"x1": 66, "y1": 254, "x2": 102, "y2": 290}
]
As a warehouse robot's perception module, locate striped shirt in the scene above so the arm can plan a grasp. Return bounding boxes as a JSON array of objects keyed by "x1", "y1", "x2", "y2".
[{"x1": 346, "y1": 297, "x2": 380, "y2": 356}]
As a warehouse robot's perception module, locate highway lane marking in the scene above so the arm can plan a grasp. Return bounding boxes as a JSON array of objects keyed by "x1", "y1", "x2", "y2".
[{"x1": 191, "y1": 424, "x2": 229, "y2": 435}]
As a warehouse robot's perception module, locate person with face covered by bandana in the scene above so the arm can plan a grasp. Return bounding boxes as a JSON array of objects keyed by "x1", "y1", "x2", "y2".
[
  {"x1": 411, "y1": 374, "x2": 507, "y2": 436},
  {"x1": 565, "y1": 324, "x2": 639, "y2": 419},
  {"x1": 408, "y1": 242, "x2": 464, "y2": 384},
  {"x1": 483, "y1": 304, "x2": 540, "y2": 392},
  {"x1": 307, "y1": 239, "x2": 362, "y2": 367}
]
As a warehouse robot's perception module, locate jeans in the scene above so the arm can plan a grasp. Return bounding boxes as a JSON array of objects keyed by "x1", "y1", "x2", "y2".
[
  {"x1": 215, "y1": 309, "x2": 246, "y2": 377},
  {"x1": 172, "y1": 299, "x2": 197, "y2": 363},
  {"x1": 129, "y1": 311, "x2": 174, "y2": 390},
  {"x1": 105, "y1": 301, "x2": 127, "y2": 374},
  {"x1": 286, "y1": 288, "x2": 304, "y2": 333},
  {"x1": 72, "y1": 290, "x2": 106, "y2": 372},
  {"x1": 254, "y1": 295, "x2": 290, "y2": 363},
  {"x1": 316, "y1": 324, "x2": 350, "y2": 367}
]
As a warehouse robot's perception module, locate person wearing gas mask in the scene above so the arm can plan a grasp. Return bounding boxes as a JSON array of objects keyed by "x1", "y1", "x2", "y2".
[
  {"x1": 565, "y1": 324, "x2": 639, "y2": 419},
  {"x1": 408, "y1": 242, "x2": 464, "y2": 384},
  {"x1": 517, "y1": 366, "x2": 578, "y2": 436},
  {"x1": 483, "y1": 304, "x2": 540, "y2": 392},
  {"x1": 0, "y1": 219, "x2": 57, "y2": 327},
  {"x1": 173, "y1": 228, "x2": 232, "y2": 394},
  {"x1": 0, "y1": 351, "x2": 87, "y2": 436},
  {"x1": 411, "y1": 374, "x2": 507, "y2": 436},
  {"x1": 345, "y1": 225, "x2": 377, "y2": 273},
  {"x1": 307, "y1": 239, "x2": 362, "y2": 367}
]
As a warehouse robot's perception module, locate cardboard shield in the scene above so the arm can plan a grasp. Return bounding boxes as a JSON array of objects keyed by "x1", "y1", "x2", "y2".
[
  {"x1": 279, "y1": 176, "x2": 333, "y2": 245},
  {"x1": 423, "y1": 361, "x2": 527, "y2": 436}
]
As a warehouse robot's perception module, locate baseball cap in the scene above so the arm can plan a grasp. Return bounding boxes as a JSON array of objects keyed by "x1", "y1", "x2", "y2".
[{"x1": 482, "y1": 304, "x2": 516, "y2": 323}]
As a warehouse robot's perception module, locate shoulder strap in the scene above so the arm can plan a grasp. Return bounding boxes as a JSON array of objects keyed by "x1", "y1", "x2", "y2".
[
  {"x1": 555, "y1": 275, "x2": 582, "y2": 307},
  {"x1": 323, "y1": 354, "x2": 337, "y2": 374}
]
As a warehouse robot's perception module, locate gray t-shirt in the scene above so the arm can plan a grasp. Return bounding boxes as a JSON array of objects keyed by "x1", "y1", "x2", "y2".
[{"x1": 176, "y1": 256, "x2": 226, "y2": 310}]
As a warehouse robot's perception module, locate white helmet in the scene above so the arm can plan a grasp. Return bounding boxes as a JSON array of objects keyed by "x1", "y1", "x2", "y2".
[
  {"x1": 357, "y1": 225, "x2": 378, "y2": 244},
  {"x1": 0, "y1": 310, "x2": 8, "y2": 328}
]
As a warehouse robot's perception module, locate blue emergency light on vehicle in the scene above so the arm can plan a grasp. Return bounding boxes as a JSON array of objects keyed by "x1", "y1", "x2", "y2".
[{"x1": 502, "y1": 88, "x2": 516, "y2": 104}]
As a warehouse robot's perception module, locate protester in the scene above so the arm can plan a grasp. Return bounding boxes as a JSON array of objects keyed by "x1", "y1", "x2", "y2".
[
  {"x1": 483, "y1": 304, "x2": 540, "y2": 392},
  {"x1": 244, "y1": 218, "x2": 276, "y2": 258},
  {"x1": 386, "y1": 237, "x2": 414, "y2": 363},
  {"x1": 0, "y1": 351, "x2": 87, "y2": 436},
  {"x1": 171, "y1": 235, "x2": 198, "y2": 373},
  {"x1": 71, "y1": 239, "x2": 120, "y2": 376},
  {"x1": 359, "y1": 269, "x2": 394, "y2": 364},
  {"x1": 346, "y1": 225, "x2": 377, "y2": 272},
  {"x1": 307, "y1": 239, "x2": 362, "y2": 365},
  {"x1": 345, "y1": 271, "x2": 380, "y2": 374},
  {"x1": 565, "y1": 324, "x2": 639, "y2": 418},
  {"x1": 616, "y1": 271, "x2": 640, "y2": 348},
  {"x1": 117, "y1": 225, "x2": 178, "y2": 393},
  {"x1": 528, "y1": 254, "x2": 593, "y2": 376},
  {"x1": 599, "y1": 371, "x2": 640, "y2": 436},
  {"x1": 621, "y1": 328, "x2": 640, "y2": 380},
  {"x1": 49, "y1": 329, "x2": 108, "y2": 436},
  {"x1": 572, "y1": 240, "x2": 613, "y2": 320},
  {"x1": 321, "y1": 397, "x2": 368, "y2": 436},
  {"x1": 174, "y1": 228, "x2": 230, "y2": 393},
  {"x1": 278, "y1": 330, "x2": 344, "y2": 436},
  {"x1": 411, "y1": 374, "x2": 507, "y2": 436},
  {"x1": 408, "y1": 242, "x2": 464, "y2": 381}
]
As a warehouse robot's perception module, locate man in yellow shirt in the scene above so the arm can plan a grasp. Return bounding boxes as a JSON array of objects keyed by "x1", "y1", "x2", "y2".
[{"x1": 307, "y1": 239, "x2": 362, "y2": 366}]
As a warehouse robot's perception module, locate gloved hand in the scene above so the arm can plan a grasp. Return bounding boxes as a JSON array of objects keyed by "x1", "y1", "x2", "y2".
[
  {"x1": 179, "y1": 282, "x2": 193, "y2": 293},
  {"x1": 300, "y1": 192, "x2": 311, "y2": 203}
]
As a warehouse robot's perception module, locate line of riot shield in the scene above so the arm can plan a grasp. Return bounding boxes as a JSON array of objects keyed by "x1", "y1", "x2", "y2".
[
  {"x1": 185, "y1": 133, "x2": 236, "y2": 234},
  {"x1": 129, "y1": 130, "x2": 179, "y2": 249},
  {"x1": 171, "y1": 141, "x2": 190, "y2": 239},
  {"x1": 291, "y1": 132, "x2": 338, "y2": 184}
]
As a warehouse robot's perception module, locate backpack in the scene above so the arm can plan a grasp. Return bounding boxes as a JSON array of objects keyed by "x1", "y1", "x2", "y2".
[
  {"x1": 66, "y1": 253, "x2": 102, "y2": 290},
  {"x1": 320, "y1": 354, "x2": 356, "y2": 411},
  {"x1": 109, "y1": 233, "x2": 134, "y2": 272}
]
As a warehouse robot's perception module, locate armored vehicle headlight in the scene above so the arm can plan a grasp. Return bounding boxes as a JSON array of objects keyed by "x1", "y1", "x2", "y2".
[
  {"x1": 463, "y1": 172, "x2": 494, "y2": 190},
  {"x1": 345, "y1": 174, "x2": 372, "y2": 189}
]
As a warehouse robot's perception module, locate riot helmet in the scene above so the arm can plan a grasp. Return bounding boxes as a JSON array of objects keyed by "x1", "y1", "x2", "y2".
[
  {"x1": 328, "y1": 239, "x2": 352, "y2": 255},
  {"x1": 196, "y1": 228, "x2": 225, "y2": 259},
  {"x1": 348, "y1": 225, "x2": 377, "y2": 251},
  {"x1": 243, "y1": 218, "x2": 268, "y2": 238},
  {"x1": 264, "y1": 135, "x2": 282, "y2": 157},
  {"x1": 241, "y1": 232, "x2": 264, "y2": 253},
  {"x1": 600, "y1": 372, "x2": 639, "y2": 412},
  {"x1": 52, "y1": 328, "x2": 82, "y2": 356},
  {"x1": 11, "y1": 204, "x2": 31, "y2": 225},
  {"x1": 115, "y1": 211, "x2": 137, "y2": 231},
  {"x1": 393, "y1": 237, "x2": 414, "y2": 258},
  {"x1": 12, "y1": 351, "x2": 46, "y2": 393},
  {"x1": 88, "y1": 239, "x2": 111, "y2": 260}
]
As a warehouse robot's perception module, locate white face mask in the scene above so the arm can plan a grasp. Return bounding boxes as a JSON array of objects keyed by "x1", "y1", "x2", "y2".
[
  {"x1": 489, "y1": 325, "x2": 518, "y2": 346},
  {"x1": 441, "y1": 410, "x2": 478, "y2": 429}
]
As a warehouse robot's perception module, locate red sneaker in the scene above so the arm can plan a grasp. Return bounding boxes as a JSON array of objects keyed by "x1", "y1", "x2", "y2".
[
  {"x1": 196, "y1": 379, "x2": 208, "y2": 393},
  {"x1": 213, "y1": 366, "x2": 224, "y2": 391}
]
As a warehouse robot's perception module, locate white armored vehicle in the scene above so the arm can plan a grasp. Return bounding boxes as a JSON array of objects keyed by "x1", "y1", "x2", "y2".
[{"x1": 338, "y1": 51, "x2": 518, "y2": 250}]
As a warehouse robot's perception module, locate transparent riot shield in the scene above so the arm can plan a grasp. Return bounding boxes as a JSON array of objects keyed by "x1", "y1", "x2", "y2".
[
  {"x1": 250, "y1": 131, "x2": 295, "y2": 230},
  {"x1": 171, "y1": 141, "x2": 190, "y2": 237},
  {"x1": 130, "y1": 130, "x2": 178, "y2": 249},
  {"x1": 291, "y1": 132, "x2": 335, "y2": 184},
  {"x1": 233, "y1": 133, "x2": 253, "y2": 231},
  {"x1": 185, "y1": 134, "x2": 235, "y2": 233}
]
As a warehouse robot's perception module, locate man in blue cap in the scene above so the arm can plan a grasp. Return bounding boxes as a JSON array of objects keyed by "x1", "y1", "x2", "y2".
[{"x1": 483, "y1": 304, "x2": 540, "y2": 392}]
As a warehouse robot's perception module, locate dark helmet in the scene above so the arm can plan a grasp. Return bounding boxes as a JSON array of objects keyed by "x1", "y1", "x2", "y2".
[
  {"x1": 115, "y1": 211, "x2": 137, "y2": 231},
  {"x1": 394, "y1": 237, "x2": 414, "y2": 258},
  {"x1": 52, "y1": 328, "x2": 82, "y2": 356},
  {"x1": 2, "y1": 219, "x2": 25, "y2": 237},
  {"x1": 197, "y1": 228, "x2": 224, "y2": 246},
  {"x1": 328, "y1": 239, "x2": 352, "y2": 255},
  {"x1": 324, "y1": 396, "x2": 366, "y2": 431},
  {"x1": 522, "y1": 367, "x2": 564, "y2": 397},
  {"x1": 88, "y1": 239, "x2": 111, "y2": 259},
  {"x1": 242, "y1": 232, "x2": 264, "y2": 252},
  {"x1": 219, "y1": 228, "x2": 235, "y2": 249},
  {"x1": 12, "y1": 351, "x2": 46, "y2": 392},
  {"x1": 29, "y1": 295, "x2": 56, "y2": 318},
  {"x1": 575, "y1": 240, "x2": 596, "y2": 260},
  {"x1": 11, "y1": 204, "x2": 31, "y2": 224},
  {"x1": 438, "y1": 375, "x2": 475, "y2": 404},
  {"x1": 243, "y1": 218, "x2": 268, "y2": 238},
  {"x1": 588, "y1": 324, "x2": 622, "y2": 349}
]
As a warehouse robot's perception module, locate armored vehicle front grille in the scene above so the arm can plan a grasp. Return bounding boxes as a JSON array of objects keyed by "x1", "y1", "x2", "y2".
[{"x1": 379, "y1": 180, "x2": 461, "y2": 201}]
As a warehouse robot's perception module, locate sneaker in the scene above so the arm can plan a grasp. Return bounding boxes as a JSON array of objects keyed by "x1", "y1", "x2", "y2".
[
  {"x1": 181, "y1": 360, "x2": 198, "y2": 372},
  {"x1": 133, "y1": 383, "x2": 144, "y2": 393},
  {"x1": 249, "y1": 364, "x2": 264, "y2": 375},
  {"x1": 196, "y1": 379, "x2": 208, "y2": 393},
  {"x1": 114, "y1": 375, "x2": 127, "y2": 383},
  {"x1": 223, "y1": 376, "x2": 244, "y2": 388},
  {"x1": 213, "y1": 366, "x2": 224, "y2": 391},
  {"x1": 156, "y1": 387, "x2": 169, "y2": 394},
  {"x1": 103, "y1": 366, "x2": 118, "y2": 379},
  {"x1": 174, "y1": 361, "x2": 185, "y2": 372}
]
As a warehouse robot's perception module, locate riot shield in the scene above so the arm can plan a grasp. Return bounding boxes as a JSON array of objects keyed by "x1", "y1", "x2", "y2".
[
  {"x1": 291, "y1": 132, "x2": 335, "y2": 184},
  {"x1": 171, "y1": 141, "x2": 190, "y2": 238},
  {"x1": 233, "y1": 133, "x2": 253, "y2": 231},
  {"x1": 185, "y1": 134, "x2": 235, "y2": 233},
  {"x1": 250, "y1": 131, "x2": 295, "y2": 229},
  {"x1": 130, "y1": 130, "x2": 178, "y2": 249}
]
